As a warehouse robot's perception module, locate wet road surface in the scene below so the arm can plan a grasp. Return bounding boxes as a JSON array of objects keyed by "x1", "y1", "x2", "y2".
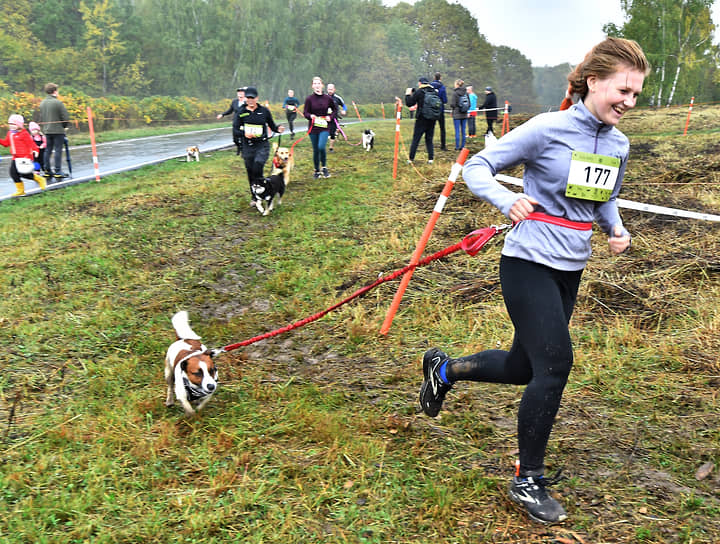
[{"x1": 1, "y1": 122, "x2": 312, "y2": 201}]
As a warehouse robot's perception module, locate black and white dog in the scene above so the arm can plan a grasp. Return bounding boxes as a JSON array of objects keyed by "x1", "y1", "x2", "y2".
[
  {"x1": 362, "y1": 129, "x2": 375, "y2": 151},
  {"x1": 252, "y1": 173, "x2": 286, "y2": 216}
]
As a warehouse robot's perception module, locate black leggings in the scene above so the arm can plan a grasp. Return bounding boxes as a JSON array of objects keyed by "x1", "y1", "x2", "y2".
[
  {"x1": 241, "y1": 140, "x2": 270, "y2": 198},
  {"x1": 446, "y1": 255, "x2": 582, "y2": 476}
]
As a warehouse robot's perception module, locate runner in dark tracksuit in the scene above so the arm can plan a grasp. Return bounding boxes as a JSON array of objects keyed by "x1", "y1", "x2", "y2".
[
  {"x1": 217, "y1": 88, "x2": 246, "y2": 155},
  {"x1": 236, "y1": 87, "x2": 285, "y2": 203}
]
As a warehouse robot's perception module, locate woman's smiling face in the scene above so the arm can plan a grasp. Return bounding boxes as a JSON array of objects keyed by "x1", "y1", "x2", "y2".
[
  {"x1": 312, "y1": 77, "x2": 323, "y2": 94},
  {"x1": 584, "y1": 67, "x2": 645, "y2": 126}
]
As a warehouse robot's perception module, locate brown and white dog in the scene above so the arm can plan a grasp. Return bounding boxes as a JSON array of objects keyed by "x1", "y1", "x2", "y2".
[
  {"x1": 186, "y1": 146, "x2": 200, "y2": 162},
  {"x1": 271, "y1": 141, "x2": 293, "y2": 186},
  {"x1": 164, "y1": 311, "x2": 218, "y2": 416}
]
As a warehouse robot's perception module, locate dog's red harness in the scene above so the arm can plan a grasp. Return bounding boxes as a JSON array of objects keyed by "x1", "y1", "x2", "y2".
[{"x1": 523, "y1": 212, "x2": 592, "y2": 231}]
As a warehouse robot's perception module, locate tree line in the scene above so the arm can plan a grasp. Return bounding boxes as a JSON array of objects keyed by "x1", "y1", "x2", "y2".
[{"x1": 0, "y1": 0, "x2": 717, "y2": 111}]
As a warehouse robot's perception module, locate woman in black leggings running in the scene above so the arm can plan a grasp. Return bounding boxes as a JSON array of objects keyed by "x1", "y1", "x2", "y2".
[{"x1": 418, "y1": 37, "x2": 649, "y2": 525}]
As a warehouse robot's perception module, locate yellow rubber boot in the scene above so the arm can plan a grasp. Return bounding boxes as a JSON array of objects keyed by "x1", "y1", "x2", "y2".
[
  {"x1": 33, "y1": 173, "x2": 47, "y2": 190},
  {"x1": 12, "y1": 182, "x2": 25, "y2": 197}
]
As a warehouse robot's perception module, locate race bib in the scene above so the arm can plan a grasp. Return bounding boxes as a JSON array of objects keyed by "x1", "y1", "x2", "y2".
[
  {"x1": 244, "y1": 124, "x2": 263, "y2": 138},
  {"x1": 314, "y1": 116, "x2": 328, "y2": 128},
  {"x1": 287, "y1": 105, "x2": 296, "y2": 111},
  {"x1": 565, "y1": 151, "x2": 621, "y2": 202}
]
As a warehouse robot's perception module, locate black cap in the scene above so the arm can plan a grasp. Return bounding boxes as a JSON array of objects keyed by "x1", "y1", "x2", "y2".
[
  {"x1": 245, "y1": 86, "x2": 258, "y2": 98},
  {"x1": 236, "y1": 87, "x2": 246, "y2": 92},
  {"x1": 419, "y1": 76, "x2": 430, "y2": 84}
]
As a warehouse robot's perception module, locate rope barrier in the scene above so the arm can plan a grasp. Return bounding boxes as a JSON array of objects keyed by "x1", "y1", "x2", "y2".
[
  {"x1": 494, "y1": 174, "x2": 720, "y2": 222},
  {"x1": 214, "y1": 224, "x2": 509, "y2": 354}
]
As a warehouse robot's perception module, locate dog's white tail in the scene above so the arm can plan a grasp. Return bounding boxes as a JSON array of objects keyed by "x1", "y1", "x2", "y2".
[{"x1": 171, "y1": 311, "x2": 201, "y2": 340}]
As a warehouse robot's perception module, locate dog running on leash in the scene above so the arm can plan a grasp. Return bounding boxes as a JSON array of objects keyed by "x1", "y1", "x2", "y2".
[
  {"x1": 362, "y1": 129, "x2": 375, "y2": 152},
  {"x1": 252, "y1": 173, "x2": 286, "y2": 216},
  {"x1": 165, "y1": 311, "x2": 218, "y2": 416},
  {"x1": 186, "y1": 146, "x2": 200, "y2": 162},
  {"x1": 271, "y1": 141, "x2": 293, "y2": 186}
]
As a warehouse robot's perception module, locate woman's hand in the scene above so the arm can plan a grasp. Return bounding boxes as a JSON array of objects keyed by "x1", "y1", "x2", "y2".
[
  {"x1": 508, "y1": 195, "x2": 538, "y2": 222},
  {"x1": 609, "y1": 225, "x2": 631, "y2": 255}
]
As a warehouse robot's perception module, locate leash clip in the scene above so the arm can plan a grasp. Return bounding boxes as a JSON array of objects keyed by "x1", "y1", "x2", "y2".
[
  {"x1": 209, "y1": 348, "x2": 226, "y2": 358},
  {"x1": 491, "y1": 222, "x2": 515, "y2": 232}
]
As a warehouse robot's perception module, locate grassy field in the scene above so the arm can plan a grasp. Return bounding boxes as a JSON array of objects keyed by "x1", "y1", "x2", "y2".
[{"x1": 0, "y1": 109, "x2": 718, "y2": 543}]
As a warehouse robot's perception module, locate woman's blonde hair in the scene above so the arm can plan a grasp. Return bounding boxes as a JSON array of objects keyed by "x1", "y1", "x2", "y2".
[
  {"x1": 455, "y1": 79, "x2": 464, "y2": 87},
  {"x1": 567, "y1": 37, "x2": 650, "y2": 99}
]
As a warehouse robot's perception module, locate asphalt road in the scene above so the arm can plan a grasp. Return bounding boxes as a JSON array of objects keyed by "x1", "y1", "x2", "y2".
[{"x1": 0, "y1": 122, "x2": 311, "y2": 201}]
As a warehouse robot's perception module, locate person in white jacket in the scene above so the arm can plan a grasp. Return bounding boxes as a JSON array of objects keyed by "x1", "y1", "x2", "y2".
[{"x1": 418, "y1": 37, "x2": 650, "y2": 525}]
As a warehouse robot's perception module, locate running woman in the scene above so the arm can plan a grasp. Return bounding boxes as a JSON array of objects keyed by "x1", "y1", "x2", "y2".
[
  {"x1": 303, "y1": 76, "x2": 336, "y2": 179},
  {"x1": 418, "y1": 37, "x2": 649, "y2": 525}
]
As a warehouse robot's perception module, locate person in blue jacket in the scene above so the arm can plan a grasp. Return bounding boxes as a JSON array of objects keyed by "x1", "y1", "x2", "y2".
[
  {"x1": 417, "y1": 37, "x2": 649, "y2": 525},
  {"x1": 466, "y1": 85, "x2": 478, "y2": 138},
  {"x1": 282, "y1": 89, "x2": 301, "y2": 138}
]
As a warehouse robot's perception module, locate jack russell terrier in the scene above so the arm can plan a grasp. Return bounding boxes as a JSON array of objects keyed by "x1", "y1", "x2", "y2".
[
  {"x1": 165, "y1": 311, "x2": 218, "y2": 416},
  {"x1": 185, "y1": 146, "x2": 200, "y2": 162}
]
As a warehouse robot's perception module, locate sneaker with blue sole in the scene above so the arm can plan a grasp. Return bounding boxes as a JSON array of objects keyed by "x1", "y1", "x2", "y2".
[{"x1": 419, "y1": 348, "x2": 452, "y2": 417}]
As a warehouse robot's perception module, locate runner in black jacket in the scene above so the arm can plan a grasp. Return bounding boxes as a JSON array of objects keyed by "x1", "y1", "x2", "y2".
[{"x1": 236, "y1": 87, "x2": 285, "y2": 203}]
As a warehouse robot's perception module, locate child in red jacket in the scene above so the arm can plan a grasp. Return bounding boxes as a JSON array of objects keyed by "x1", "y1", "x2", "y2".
[{"x1": 0, "y1": 114, "x2": 46, "y2": 196}]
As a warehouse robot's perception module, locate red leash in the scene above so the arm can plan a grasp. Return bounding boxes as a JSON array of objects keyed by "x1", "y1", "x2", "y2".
[
  {"x1": 214, "y1": 224, "x2": 511, "y2": 354},
  {"x1": 289, "y1": 117, "x2": 314, "y2": 156}
]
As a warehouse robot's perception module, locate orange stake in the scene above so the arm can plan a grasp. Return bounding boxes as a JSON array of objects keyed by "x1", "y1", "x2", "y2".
[
  {"x1": 501, "y1": 101, "x2": 510, "y2": 136},
  {"x1": 392, "y1": 100, "x2": 402, "y2": 179},
  {"x1": 352, "y1": 101, "x2": 363, "y2": 122},
  {"x1": 683, "y1": 96, "x2": 694, "y2": 136},
  {"x1": 380, "y1": 148, "x2": 471, "y2": 334},
  {"x1": 86, "y1": 106, "x2": 101, "y2": 181}
]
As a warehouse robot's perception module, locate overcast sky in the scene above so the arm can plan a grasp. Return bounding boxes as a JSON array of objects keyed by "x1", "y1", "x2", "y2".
[{"x1": 384, "y1": 0, "x2": 720, "y2": 67}]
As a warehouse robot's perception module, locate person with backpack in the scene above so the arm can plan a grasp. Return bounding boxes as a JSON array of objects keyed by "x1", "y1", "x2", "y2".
[
  {"x1": 449, "y1": 79, "x2": 469, "y2": 150},
  {"x1": 404, "y1": 76, "x2": 440, "y2": 164},
  {"x1": 430, "y1": 73, "x2": 448, "y2": 150}
]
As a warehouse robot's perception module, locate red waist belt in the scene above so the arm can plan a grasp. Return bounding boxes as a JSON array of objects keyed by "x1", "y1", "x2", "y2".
[{"x1": 524, "y1": 212, "x2": 592, "y2": 231}]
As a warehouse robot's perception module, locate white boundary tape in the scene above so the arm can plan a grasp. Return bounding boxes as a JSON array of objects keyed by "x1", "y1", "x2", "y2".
[{"x1": 494, "y1": 174, "x2": 720, "y2": 222}]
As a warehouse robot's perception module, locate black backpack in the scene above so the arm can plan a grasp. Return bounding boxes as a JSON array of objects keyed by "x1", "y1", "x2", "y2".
[
  {"x1": 458, "y1": 93, "x2": 470, "y2": 114},
  {"x1": 421, "y1": 89, "x2": 443, "y2": 120}
]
